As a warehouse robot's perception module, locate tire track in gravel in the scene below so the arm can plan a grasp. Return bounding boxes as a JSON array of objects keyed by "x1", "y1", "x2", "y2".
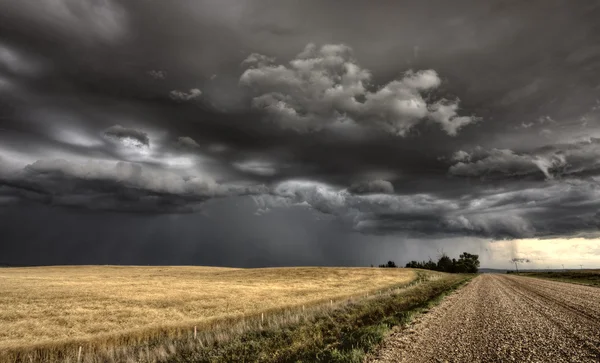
[
  {"x1": 366, "y1": 274, "x2": 600, "y2": 363},
  {"x1": 497, "y1": 276, "x2": 600, "y2": 355}
]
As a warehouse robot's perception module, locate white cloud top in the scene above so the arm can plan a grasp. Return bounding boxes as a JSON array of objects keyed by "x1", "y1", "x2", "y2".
[
  {"x1": 240, "y1": 43, "x2": 478, "y2": 136},
  {"x1": 170, "y1": 89, "x2": 202, "y2": 102}
]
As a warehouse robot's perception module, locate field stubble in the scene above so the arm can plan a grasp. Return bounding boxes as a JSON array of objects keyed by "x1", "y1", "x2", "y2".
[
  {"x1": 0, "y1": 265, "x2": 418, "y2": 362},
  {"x1": 517, "y1": 269, "x2": 600, "y2": 287}
]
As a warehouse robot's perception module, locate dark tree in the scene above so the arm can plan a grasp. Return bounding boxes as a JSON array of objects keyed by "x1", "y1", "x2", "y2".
[
  {"x1": 436, "y1": 254, "x2": 453, "y2": 273},
  {"x1": 423, "y1": 258, "x2": 437, "y2": 270},
  {"x1": 405, "y1": 260, "x2": 422, "y2": 268},
  {"x1": 403, "y1": 252, "x2": 480, "y2": 274},
  {"x1": 457, "y1": 252, "x2": 480, "y2": 273}
]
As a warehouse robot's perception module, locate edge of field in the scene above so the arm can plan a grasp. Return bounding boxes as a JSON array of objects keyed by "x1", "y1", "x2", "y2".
[
  {"x1": 2, "y1": 270, "x2": 473, "y2": 363},
  {"x1": 362, "y1": 274, "x2": 474, "y2": 363},
  {"x1": 169, "y1": 271, "x2": 473, "y2": 363},
  {"x1": 512, "y1": 271, "x2": 600, "y2": 287}
]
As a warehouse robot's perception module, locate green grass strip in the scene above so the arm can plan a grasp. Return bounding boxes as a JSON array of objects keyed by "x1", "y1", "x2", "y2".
[
  {"x1": 517, "y1": 271, "x2": 600, "y2": 287},
  {"x1": 170, "y1": 273, "x2": 473, "y2": 363}
]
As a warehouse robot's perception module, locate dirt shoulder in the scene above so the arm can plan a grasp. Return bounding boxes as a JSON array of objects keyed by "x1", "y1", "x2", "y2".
[{"x1": 367, "y1": 274, "x2": 600, "y2": 363}]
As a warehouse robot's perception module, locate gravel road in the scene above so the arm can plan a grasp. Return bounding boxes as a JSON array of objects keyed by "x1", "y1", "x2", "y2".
[{"x1": 367, "y1": 274, "x2": 600, "y2": 363}]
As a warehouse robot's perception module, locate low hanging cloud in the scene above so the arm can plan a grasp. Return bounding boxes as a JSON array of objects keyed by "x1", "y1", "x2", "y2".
[
  {"x1": 0, "y1": 158, "x2": 268, "y2": 212},
  {"x1": 449, "y1": 149, "x2": 542, "y2": 179},
  {"x1": 169, "y1": 88, "x2": 202, "y2": 102},
  {"x1": 449, "y1": 138, "x2": 600, "y2": 180},
  {"x1": 251, "y1": 177, "x2": 600, "y2": 239},
  {"x1": 4, "y1": 152, "x2": 600, "y2": 239},
  {"x1": 103, "y1": 125, "x2": 150, "y2": 148},
  {"x1": 240, "y1": 43, "x2": 478, "y2": 136},
  {"x1": 348, "y1": 180, "x2": 394, "y2": 195}
]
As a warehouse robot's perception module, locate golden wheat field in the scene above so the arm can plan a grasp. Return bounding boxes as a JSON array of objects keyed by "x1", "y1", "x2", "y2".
[{"x1": 0, "y1": 265, "x2": 415, "y2": 351}]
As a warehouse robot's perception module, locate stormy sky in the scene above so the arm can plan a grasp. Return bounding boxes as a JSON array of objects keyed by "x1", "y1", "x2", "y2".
[{"x1": 2, "y1": 0, "x2": 600, "y2": 268}]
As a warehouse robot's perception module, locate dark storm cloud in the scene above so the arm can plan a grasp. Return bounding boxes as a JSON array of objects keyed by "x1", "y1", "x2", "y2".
[
  {"x1": 0, "y1": 157, "x2": 268, "y2": 212},
  {"x1": 2, "y1": 201, "x2": 483, "y2": 268},
  {"x1": 104, "y1": 125, "x2": 150, "y2": 148},
  {"x1": 148, "y1": 70, "x2": 166, "y2": 80},
  {"x1": 0, "y1": 0, "x2": 129, "y2": 44},
  {"x1": 247, "y1": 176, "x2": 600, "y2": 239},
  {"x1": 176, "y1": 136, "x2": 201, "y2": 149},
  {"x1": 1, "y1": 0, "x2": 600, "y2": 266},
  {"x1": 448, "y1": 137, "x2": 600, "y2": 180},
  {"x1": 348, "y1": 180, "x2": 395, "y2": 195}
]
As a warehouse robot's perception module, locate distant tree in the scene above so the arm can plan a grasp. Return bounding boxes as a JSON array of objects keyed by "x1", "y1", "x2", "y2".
[
  {"x1": 405, "y1": 260, "x2": 421, "y2": 268},
  {"x1": 423, "y1": 258, "x2": 437, "y2": 270},
  {"x1": 436, "y1": 254, "x2": 453, "y2": 273},
  {"x1": 379, "y1": 260, "x2": 397, "y2": 268},
  {"x1": 404, "y1": 252, "x2": 480, "y2": 274},
  {"x1": 457, "y1": 252, "x2": 480, "y2": 273}
]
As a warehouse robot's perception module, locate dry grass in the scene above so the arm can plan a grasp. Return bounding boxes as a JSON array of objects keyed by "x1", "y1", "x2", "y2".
[
  {"x1": 518, "y1": 269, "x2": 600, "y2": 287},
  {"x1": 0, "y1": 265, "x2": 415, "y2": 353}
]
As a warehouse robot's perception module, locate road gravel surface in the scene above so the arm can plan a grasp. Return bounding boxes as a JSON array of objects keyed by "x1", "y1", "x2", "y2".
[{"x1": 367, "y1": 274, "x2": 600, "y2": 363}]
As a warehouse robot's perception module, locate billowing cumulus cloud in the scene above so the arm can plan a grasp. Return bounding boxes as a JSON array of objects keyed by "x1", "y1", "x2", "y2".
[
  {"x1": 429, "y1": 100, "x2": 481, "y2": 136},
  {"x1": 451, "y1": 150, "x2": 471, "y2": 162},
  {"x1": 241, "y1": 53, "x2": 276, "y2": 68},
  {"x1": 240, "y1": 43, "x2": 478, "y2": 135}
]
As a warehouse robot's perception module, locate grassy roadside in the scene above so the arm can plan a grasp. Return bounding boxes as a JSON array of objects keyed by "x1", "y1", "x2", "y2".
[
  {"x1": 515, "y1": 270, "x2": 600, "y2": 287},
  {"x1": 170, "y1": 272, "x2": 472, "y2": 363},
  {"x1": 2, "y1": 271, "x2": 472, "y2": 363}
]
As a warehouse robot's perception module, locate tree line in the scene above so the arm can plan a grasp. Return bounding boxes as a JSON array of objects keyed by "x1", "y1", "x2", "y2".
[{"x1": 377, "y1": 252, "x2": 480, "y2": 273}]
